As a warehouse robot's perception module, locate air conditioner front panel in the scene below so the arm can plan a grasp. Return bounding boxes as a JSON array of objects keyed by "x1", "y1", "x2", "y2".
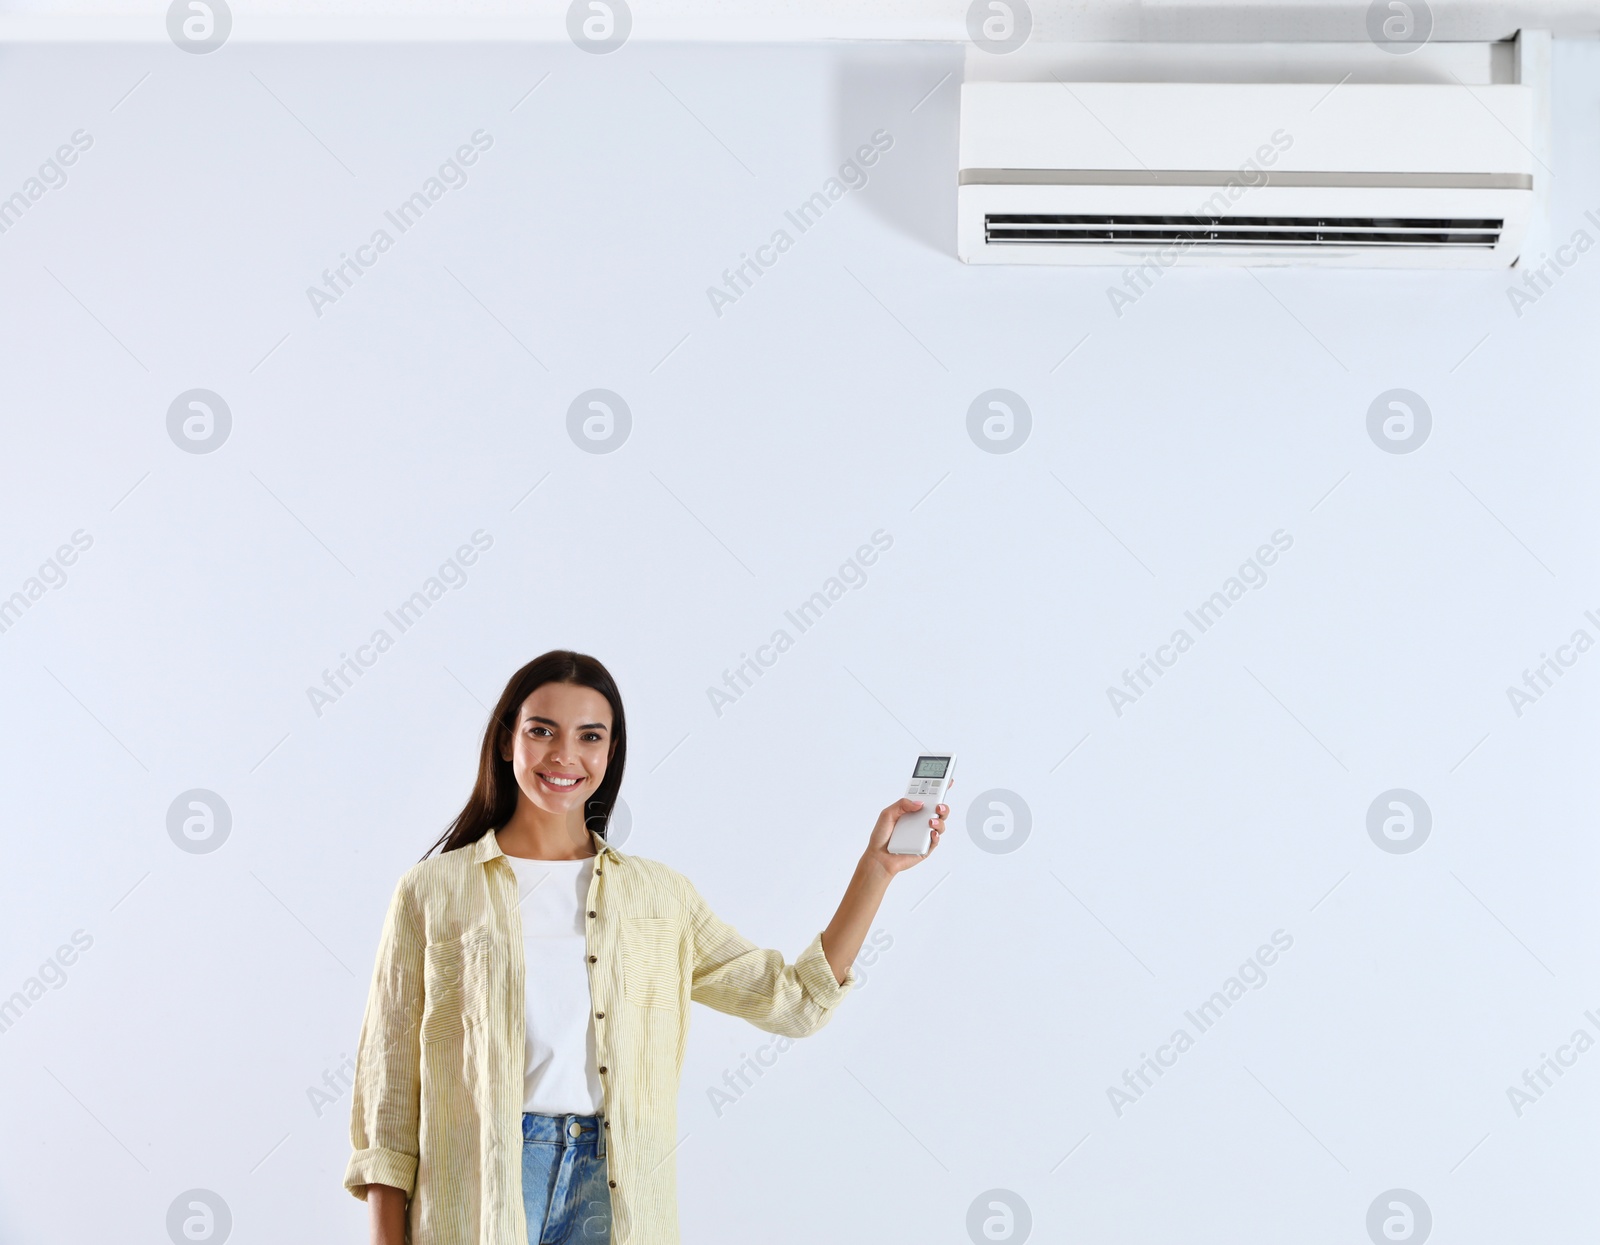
[
  {"x1": 959, "y1": 82, "x2": 1535, "y2": 178},
  {"x1": 957, "y1": 80, "x2": 1537, "y2": 268}
]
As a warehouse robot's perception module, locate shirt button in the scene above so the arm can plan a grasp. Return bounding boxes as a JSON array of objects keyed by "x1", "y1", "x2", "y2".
[
  {"x1": 609, "y1": 1180, "x2": 617, "y2": 1189},
  {"x1": 589, "y1": 955, "x2": 597, "y2": 963},
  {"x1": 588, "y1": 910, "x2": 597, "y2": 918},
  {"x1": 598, "y1": 1066, "x2": 607, "y2": 1074},
  {"x1": 595, "y1": 1011, "x2": 605, "y2": 1019}
]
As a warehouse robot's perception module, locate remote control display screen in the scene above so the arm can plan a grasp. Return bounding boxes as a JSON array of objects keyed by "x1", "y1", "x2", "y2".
[{"x1": 914, "y1": 756, "x2": 949, "y2": 778}]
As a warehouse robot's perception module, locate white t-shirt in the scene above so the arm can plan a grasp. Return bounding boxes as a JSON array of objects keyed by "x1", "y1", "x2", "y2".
[{"x1": 503, "y1": 853, "x2": 605, "y2": 1116}]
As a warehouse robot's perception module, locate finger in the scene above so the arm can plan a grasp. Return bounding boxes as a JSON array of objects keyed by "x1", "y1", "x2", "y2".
[{"x1": 878, "y1": 799, "x2": 912, "y2": 828}]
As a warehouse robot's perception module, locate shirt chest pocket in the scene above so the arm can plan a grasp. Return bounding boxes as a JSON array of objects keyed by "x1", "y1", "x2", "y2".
[
  {"x1": 620, "y1": 917, "x2": 681, "y2": 1010},
  {"x1": 422, "y1": 927, "x2": 493, "y2": 1042}
]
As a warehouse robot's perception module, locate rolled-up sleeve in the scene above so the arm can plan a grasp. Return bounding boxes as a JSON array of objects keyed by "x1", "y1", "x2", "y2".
[
  {"x1": 685, "y1": 881, "x2": 856, "y2": 1038},
  {"x1": 343, "y1": 875, "x2": 424, "y2": 1201}
]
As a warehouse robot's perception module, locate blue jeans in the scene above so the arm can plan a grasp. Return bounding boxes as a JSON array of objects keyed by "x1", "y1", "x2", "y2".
[{"x1": 521, "y1": 1113, "x2": 612, "y2": 1245}]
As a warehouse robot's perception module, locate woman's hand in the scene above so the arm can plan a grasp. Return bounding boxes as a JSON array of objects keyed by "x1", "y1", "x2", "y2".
[
  {"x1": 820, "y1": 785, "x2": 953, "y2": 984},
  {"x1": 862, "y1": 787, "x2": 951, "y2": 877}
]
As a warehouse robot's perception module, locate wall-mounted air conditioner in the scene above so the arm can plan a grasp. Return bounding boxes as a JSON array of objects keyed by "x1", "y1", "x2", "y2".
[{"x1": 958, "y1": 45, "x2": 1545, "y2": 269}]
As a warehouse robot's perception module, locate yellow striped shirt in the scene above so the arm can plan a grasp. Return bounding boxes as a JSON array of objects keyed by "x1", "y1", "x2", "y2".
[{"x1": 344, "y1": 828, "x2": 856, "y2": 1244}]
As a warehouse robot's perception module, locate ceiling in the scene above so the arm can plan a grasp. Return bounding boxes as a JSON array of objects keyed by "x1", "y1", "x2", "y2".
[{"x1": 6, "y1": 0, "x2": 1600, "y2": 43}]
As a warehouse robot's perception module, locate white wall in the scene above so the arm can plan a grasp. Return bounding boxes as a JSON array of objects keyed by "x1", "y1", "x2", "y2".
[{"x1": 0, "y1": 35, "x2": 1597, "y2": 1245}]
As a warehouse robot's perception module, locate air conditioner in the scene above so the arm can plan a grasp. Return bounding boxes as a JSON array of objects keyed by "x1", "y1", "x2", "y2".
[{"x1": 958, "y1": 52, "x2": 1542, "y2": 269}]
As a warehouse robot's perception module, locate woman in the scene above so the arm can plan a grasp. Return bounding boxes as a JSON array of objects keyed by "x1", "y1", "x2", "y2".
[{"x1": 343, "y1": 651, "x2": 946, "y2": 1245}]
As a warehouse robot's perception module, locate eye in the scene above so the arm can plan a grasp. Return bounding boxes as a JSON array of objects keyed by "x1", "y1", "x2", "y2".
[{"x1": 582, "y1": 732, "x2": 602, "y2": 742}]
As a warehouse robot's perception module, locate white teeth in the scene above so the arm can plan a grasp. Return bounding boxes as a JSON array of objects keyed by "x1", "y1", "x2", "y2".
[{"x1": 542, "y1": 775, "x2": 579, "y2": 787}]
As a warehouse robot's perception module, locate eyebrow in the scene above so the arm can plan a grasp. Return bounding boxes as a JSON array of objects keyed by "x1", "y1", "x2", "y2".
[{"x1": 525, "y1": 715, "x2": 609, "y2": 731}]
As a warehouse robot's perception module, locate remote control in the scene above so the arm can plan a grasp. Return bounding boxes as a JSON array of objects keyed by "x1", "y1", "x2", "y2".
[{"x1": 886, "y1": 754, "x2": 957, "y2": 855}]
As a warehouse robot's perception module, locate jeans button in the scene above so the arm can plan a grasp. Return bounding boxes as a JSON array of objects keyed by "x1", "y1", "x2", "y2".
[{"x1": 568, "y1": 1120, "x2": 581, "y2": 1138}]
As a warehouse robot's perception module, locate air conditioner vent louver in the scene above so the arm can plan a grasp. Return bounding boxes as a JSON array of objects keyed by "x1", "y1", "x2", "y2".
[{"x1": 984, "y1": 214, "x2": 1504, "y2": 249}]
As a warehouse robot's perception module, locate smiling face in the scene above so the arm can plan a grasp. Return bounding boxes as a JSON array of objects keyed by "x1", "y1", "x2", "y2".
[{"x1": 499, "y1": 681, "x2": 615, "y2": 822}]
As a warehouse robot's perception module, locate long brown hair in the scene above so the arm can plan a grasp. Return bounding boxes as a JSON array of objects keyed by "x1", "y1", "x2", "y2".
[{"x1": 422, "y1": 651, "x2": 628, "y2": 859}]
